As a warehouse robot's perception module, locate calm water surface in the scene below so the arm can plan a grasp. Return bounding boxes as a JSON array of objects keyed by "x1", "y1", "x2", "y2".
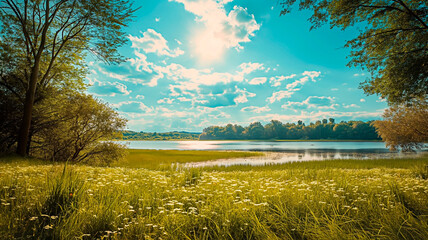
[
  {"x1": 116, "y1": 140, "x2": 426, "y2": 166},
  {"x1": 118, "y1": 140, "x2": 389, "y2": 151}
]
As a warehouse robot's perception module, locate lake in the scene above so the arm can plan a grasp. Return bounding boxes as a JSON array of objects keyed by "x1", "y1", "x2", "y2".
[
  {"x1": 116, "y1": 140, "x2": 426, "y2": 167},
  {"x1": 118, "y1": 140, "x2": 390, "y2": 151}
]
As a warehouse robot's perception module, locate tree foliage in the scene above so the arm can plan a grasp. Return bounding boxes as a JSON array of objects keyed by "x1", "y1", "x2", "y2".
[
  {"x1": 199, "y1": 119, "x2": 380, "y2": 140},
  {"x1": 0, "y1": 0, "x2": 137, "y2": 155},
  {"x1": 119, "y1": 131, "x2": 201, "y2": 141},
  {"x1": 373, "y1": 100, "x2": 428, "y2": 151},
  {"x1": 280, "y1": 0, "x2": 428, "y2": 104},
  {"x1": 30, "y1": 93, "x2": 127, "y2": 163}
]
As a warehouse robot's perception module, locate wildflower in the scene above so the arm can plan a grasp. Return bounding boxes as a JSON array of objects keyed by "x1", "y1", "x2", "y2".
[{"x1": 44, "y1": 225, "x2": 53, "y2": 230}]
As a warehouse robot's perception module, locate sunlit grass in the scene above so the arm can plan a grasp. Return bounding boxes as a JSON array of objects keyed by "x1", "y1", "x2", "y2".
[
  {"x1": 202, "y1": 157, "x2": 428, "y2": 172},
  {"x1": 1, "y1": 153, "x2": 427, "y2": 239},
  {"x1": 113, "y1": 149, "x2": 264, "y2": 169}
]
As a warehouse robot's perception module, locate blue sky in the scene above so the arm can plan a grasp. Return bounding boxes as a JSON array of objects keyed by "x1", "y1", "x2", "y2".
[{"x1": 86, "y1": 0, "x2": 387, "y2": 132}]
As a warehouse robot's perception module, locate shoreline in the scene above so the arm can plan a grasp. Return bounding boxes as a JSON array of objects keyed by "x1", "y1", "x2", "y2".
[{"x1": 113, "y1": 139, "x2": 384, "y2": 142}]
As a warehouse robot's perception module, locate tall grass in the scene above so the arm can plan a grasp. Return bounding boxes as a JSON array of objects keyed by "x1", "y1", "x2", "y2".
[{"x1": 1, "y1": 155, "x2": 427, "y2": 239}]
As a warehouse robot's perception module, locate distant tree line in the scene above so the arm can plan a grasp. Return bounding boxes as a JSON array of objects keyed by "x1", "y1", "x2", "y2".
[
  {"x1": 199, "y1": 119, "x2": 381, "y2": 140},
  {"x1": 119, "y1": 131, "x2": 200, "y2": 141}
]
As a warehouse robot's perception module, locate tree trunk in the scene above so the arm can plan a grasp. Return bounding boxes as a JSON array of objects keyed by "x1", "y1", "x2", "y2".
[{"x1": 16, "y1": 62, "x2": 40, "y2": 156}]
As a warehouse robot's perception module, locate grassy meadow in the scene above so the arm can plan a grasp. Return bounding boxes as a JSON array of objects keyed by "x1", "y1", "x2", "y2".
[
  {"x1": 113, "y1": 150, "x2": 264, "y2": 169},
  {"x1": 1, "y1": 151, "x2": 428, "y2": 239}
]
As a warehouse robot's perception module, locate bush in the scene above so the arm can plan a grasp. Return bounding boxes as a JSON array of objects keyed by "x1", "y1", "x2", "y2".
[{"x1": 31, "y1": 93, "x2": 127, "y2": 164}]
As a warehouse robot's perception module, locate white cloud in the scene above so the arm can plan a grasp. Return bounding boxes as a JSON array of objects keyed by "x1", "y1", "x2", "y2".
[
  {"x1": 241, "y1": 106, "x2": 271, "y2": 113},
  {"x1": 267, "y1": 71, "x2": 321, "y2": 103},
  {"x1": 157, "y1": 98, "x2": 174, "y2": 104},
  {"x1": 112, "y1": 101, "x2": 153, "y2": 113},
  {"x1": 128, "y1": 51, "x2": 164, "y2": 86},
  {"x1": 135, "y1": 95, "x2": 145, "y2": 99},
  {"x1": 267, "y1": 90, "x2": 294, "y2": 103},
  {"x1": 343, "y1": 104, "x2": 360, "y2": 109},
  {"x1": 161, "y1": 63, "x2": 244, "y2": 88},
  {"x1": 360, "y1": 99, "x2": 366, "y2": 102},
  {"x1": 155, "y1": 17, "x2": 160, "y2": 22},
  {"x1": 282, "y1": 96, "x2": 338, "y2": 111},
  {"x1": 234, "y1": 87, "x2": 256, "y2": 104},
  {"x1": 239, "y1": 62, "x2": 264, "y2": 75},
  {"x1": 128, "y1": 29, "x2": 184, "y2": 57},
  {"x1": 248, "y1": 77, "x2": 267, "y2": 85},
  {"x1": 269, "y1": 74, "x2": 296, "y2": 87},
  {"x1": 331, "y1": 88, "x2": 339, "y2": 91},
  {"x1": 88, "y1": 79, "x2": 131, "y2": 96},
  {"x1": 376, "y1": 97, "x2": 387, "y2": 103},
  {"x1": 172, "y1": 0, "x2": 260, "y2": 62},
  {"x1": 302, "y1": 71, "x2": 321, "y2": 81}
]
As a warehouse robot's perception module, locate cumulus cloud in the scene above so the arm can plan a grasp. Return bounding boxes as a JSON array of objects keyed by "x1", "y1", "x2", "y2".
[
  {"x1": 88, "y1": 79, "x2": 131, "y2": 96},
  {"x1": 157, "y1": 98, "x2": 174, "y2": 104},
  {"x1": 360, "y1": 98, "x2": 366, "y2": 102},
  {"x1": 267, "y1": 71, "x2": 321, "y2": 103},
  {"x1": 234, "y1": 87, "x2": 256, "y2": 104},
  {"x1": 282, "y1": 96, "x2": 338, "y2": 111},
  {"x1": 113, "y1": 101, "x2": 153, "y2": 113},
  {"x1": 343, "y1": 104, "x2": 360, "y2": 109},
  {"x1": 267, "y1": 91, "x2": 293, "y2": 103},
  {"x1": 239, "y1": 62, "x2": 265, "y2": 75},
  {"x1": 269, "y1": 74, "x2": 296, "y2": 87},
  {"x1": 128, "y1": 29, "x2": 184, "y2": 57},
  {"x1": 199, "y1": 87, "x2": 255, "y2": 108},
  {"x1": 162, "y1": 63, "x2": 243, "y2": 87},
  {"x1": 248, "y1": 77, "x2": 267, "y2": 85},
  {"x1": 241, "y1": 106, "x2": 271, "y2": 113},
  {"x1": 171, "y1": 0, "x2": 260, "y2": 62},
  {"x1": 127, "y1": 51, "x2": 164, "y2": 86}
]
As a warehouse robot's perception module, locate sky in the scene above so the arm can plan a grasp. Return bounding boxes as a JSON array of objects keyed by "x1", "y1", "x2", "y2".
[{"x1": 86, "y1": 0, "x2": 388, "y2": 132}]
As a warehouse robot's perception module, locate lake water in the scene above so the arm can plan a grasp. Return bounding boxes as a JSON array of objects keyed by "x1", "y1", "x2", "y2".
[
  {"x1": 116, "y1": 140, "x2": 426, "y2": 167},
  {"x1": 118, "y1": 140, "x2": 391, "y2": 151}
]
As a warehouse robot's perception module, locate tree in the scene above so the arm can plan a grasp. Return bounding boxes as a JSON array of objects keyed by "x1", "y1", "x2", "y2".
[
  {"x1": 31, "y1": 93, "x2": 127, "y2": 163},
  {"x1": 0, "y1": 0, "x2": 137, "y2": 155},
  {"x1": 280, "y1": 0, "x2": 428, "y2": 104},
  {"x1": 244, "y1": 122, "x2": 265, "y2": 139},
  {"x1": 373, "y1": 100, "x2": 428, "y2": 151}
]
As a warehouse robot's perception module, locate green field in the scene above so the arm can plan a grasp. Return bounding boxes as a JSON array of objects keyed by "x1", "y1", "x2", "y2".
[
  {"x1": 113, "y1": 149, "x2": 264, "y2": 169},
  {"x1": 1, "y1": 151, "x2": 428, "y2": 239}
]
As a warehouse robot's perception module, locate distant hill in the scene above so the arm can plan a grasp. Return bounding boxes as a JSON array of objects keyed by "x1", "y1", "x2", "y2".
[{"x1": 117, "y1": 131, "x2": 200, "y2": 140}]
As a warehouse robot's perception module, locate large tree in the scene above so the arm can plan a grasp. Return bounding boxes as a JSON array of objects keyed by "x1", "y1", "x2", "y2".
[
  {"x1": 0, "y1": 0, "x2": 136, "y2": 156},
  {"x1": 280, "y1": 0, "x2": 428, "y2": 104}
]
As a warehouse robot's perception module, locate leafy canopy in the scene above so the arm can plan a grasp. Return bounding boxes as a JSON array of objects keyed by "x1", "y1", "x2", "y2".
[
  {"x1": 280, "y1": 0, "x2": 428, "y2": 104},
  {"x1": 373, "y1": 99, "x2": 428, "y2": 151},
  {"x1": 0, "y1": 0, "x2": 137, "y2": 155}
]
